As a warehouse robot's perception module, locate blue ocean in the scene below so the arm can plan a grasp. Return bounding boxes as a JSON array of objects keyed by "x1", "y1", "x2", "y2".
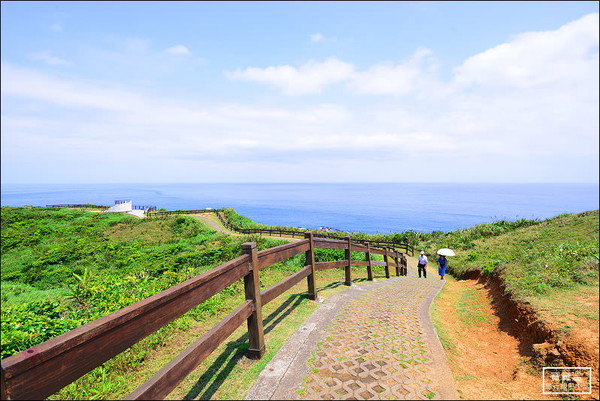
[{"x1": 1, "y1": 183, "x2": 598, "y2": 234}]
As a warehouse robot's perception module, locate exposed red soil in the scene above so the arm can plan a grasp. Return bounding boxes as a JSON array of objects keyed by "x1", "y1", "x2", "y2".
[{"x1": 457, "y1": 269, "x2": 599, "y2": 399}]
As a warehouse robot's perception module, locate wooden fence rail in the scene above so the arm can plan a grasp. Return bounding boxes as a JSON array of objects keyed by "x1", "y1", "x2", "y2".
[
  {"x1": 1, "y1": 234, "x2": 408, "y2": 400},
  {"x1": 146, "y1": 208, "x2": 414, "y2": 256},
  {"x1": 214, "y1": 210, "x2": 414, "y2": 256}
]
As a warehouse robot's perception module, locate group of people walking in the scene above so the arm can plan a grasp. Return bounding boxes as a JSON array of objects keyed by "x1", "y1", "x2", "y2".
[{"x1": 417, "y1": 251, "x2": 448, "y2": 280}]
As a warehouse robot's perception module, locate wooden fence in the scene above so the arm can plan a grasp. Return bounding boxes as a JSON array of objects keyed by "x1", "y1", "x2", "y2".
[
  {"x1": 146, "y1": 208, "x2": 414, "y2": 256},
  {"x1": 0, "y1": 234, "x2": 408, "y2": 400}
]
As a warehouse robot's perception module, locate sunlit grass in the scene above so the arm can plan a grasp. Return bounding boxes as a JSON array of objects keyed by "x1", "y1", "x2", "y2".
[{"x1": 419, "y1": 211, "x2": 599, "y2": 299}]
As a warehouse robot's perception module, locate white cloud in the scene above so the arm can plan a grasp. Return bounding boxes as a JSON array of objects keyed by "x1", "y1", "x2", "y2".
[
  {"x1": 230, "y1": 13, "x2": 598, "y2": 101},
  {"x1": 452, "y1": 13, "x2": 599, "y2": 89},
  {"x1": 2, "y1": 13, "x2": 599, "y2": 183},
  {"x1": 0, "y1": 62, "x2": 354, "y2": 147},
  {"x1": 310, "y1": 33, "x2": 324, "y2": 42},
  {"x1": 227, "y1": 58, "x2": 355, "y2": 95},
  {"x1": 50, "y1": 23, "x2": 63, "y2": 32},
  {"x1": 1, "y1": 63, "x2": 145, "y2": 111},
  {"x1": 226, "y1": 48, "x2": 443, "y2": 97},
  {"x1": 165, "y1": 45, "x2": 191, "y2": 55},
  {"x1": 347, "y1": 47, "x2": 440, "y2": 96},
  {"x1": 28, "y1": 51, "x2": 71, "y2": 66},
  {"x1": 441, "y1": 12, "x2": 599, "y2": 159}
]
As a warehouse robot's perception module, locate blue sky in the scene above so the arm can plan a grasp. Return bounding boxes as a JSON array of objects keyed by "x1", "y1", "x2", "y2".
[{"x1": 2, "y1": 1, "x2": 598, "y2": 184}]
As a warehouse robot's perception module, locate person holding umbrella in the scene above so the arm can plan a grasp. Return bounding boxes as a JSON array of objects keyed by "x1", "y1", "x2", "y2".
[{"x1": 437, "y1": 248, "x2": 455, "y2": 280}]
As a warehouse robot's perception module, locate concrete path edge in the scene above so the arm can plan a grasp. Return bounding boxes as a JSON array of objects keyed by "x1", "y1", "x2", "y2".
[
  {"x1": 245, "y1": 275, "x2": 459, "y2": 400},
  {"x1": 418, "y1": 280, "x2": 460, "y2": 400},
  {"x1": 245, "y1": 278, "x2": 403, "y2": 400}
]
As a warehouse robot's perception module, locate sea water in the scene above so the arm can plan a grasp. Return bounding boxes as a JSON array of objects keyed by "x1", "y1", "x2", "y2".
[{"x1": 1, "y1": 183, "x2": 598, "y2": 234}]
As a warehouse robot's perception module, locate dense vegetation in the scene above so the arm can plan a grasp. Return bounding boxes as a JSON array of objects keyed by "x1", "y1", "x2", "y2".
[
  {"x1": 0, "y1": 206, "x2": 387, "y2": 399},
  {"x1": 0, "y1": 207, "x2": 365, "y2": 361},
  {"x1": 1, "y1": 207, "x2": 294, "y2": 359},
  {"x1": 1, "y1": 206, "x2": 597, "y2": 398}
]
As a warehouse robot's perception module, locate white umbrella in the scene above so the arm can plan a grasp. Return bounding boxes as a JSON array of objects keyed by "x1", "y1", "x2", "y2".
[{"x1": 437, "y1": 248, "x2": 456, "y2": 256}]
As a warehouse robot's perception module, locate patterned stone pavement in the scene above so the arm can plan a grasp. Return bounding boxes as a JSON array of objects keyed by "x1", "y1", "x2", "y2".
[
  {"x1": 297, "y1": 277, "x2": 446, "y2": 400},
  {"x1": 246, "y1": 266, "x2": 458, "y2": 400}
]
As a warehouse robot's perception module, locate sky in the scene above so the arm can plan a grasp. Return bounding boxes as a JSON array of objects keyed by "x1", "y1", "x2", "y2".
[{"x1": 1, "y1": 1, "x2": 599, "y2": 184}]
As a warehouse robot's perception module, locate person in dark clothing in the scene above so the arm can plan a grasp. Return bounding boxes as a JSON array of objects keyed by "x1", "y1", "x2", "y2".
[
  {"x1": 437, "y1": 255, "x2": 448, "y2": 280},
  {"x1": 417, "y1": 251, "x2": 428, "y2": 278}
]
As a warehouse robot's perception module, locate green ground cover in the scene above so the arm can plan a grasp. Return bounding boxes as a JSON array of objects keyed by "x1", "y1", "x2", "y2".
[
  {"x1": 0, "y1": 206, "x2": 390, "y2": 399},
  {"x1": 428, "y1": 211, "x2": 599, "y2": 399},
  {"x1": 1, "y1": 206, "x2": 597, "y2": 399},
  {"x1": 417, "y1": 211, "x2": 599, "y2": 300},
  {"x1": 219, "y1": 207, "x2": 425, "y2": 247},
  {"x1": 0, "y1": 207, "x2": 296, "y2": 358}
]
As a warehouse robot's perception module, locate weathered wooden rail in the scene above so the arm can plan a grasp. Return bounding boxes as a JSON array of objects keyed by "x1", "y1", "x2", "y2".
[
  {"x1": 0, "y1": 234, "x2": 408, "y2": 400},
  {"x1": 213, "y1": 210, "x2": 414, "y2": 256},
  {"x1": 147, "y1": 208, "x2": 414, "y2": 256}
]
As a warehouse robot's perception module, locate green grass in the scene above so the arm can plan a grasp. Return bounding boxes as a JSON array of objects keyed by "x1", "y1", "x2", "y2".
[
  {"x1": 2, "y1": 206, "x2": 598, "y2": 400},
  {"x1": 418, "y1": 211, "x2": 599, "y2": 300},
  {"x1": 428, "y1": 211, "x2": 599, "y2": 398},
  {"x1": 1, "y1": 206, "x2": 392, "y2": 399},
  {"x1": 219, "y1": 208, "x2": 419, "y2": 251},
  {"x1": 0, "y1": 281, "x2": 69, "y2": 304},
  {"x1": 533, "y1": 284, "x2": 599, "y2": 317},
  {"x1": 430, "y1": 295, "x2": 458, "y2": 354},
  {"x1": 454, "y1": 286, "x2": 490, "y2": 326},
  {"x1": 0, "y1": 207, "x2": 300, "y2": 359}
]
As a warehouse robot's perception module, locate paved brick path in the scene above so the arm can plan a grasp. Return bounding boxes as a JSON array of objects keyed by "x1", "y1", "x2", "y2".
[{"x1": 247, "y1": 264, "x2": 458, "y2": 400}]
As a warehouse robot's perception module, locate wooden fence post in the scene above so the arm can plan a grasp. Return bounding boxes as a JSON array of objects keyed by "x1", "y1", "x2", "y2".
[
  {"x1": 401, "y1": 253, "x2": 407, "y2": 276},
  {"x1": 1, "y1": 366, "x2": 8, "y2": 401},
  {"x1": 242, "y1": 243, "x2": 265, "y2": 359},
  {"x1": 394, "y1": 251, "x2": 400, "y2": 277},
  {"x1": 383, "y1": 247, "x2": 390, "y2": 278},
  {"x1": 305, "y1": 232, "x2": 317, "y2": 300},
  {"x1": 345, "y1": 236, "x2": 352, "y2": 286},
  {"x1": 364, "y1": 242, "x2": 373, "y2": 281}
]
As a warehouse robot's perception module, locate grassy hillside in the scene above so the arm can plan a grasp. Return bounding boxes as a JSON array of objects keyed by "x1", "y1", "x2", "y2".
[
  {"x1": 0, "y1": 207, "x2": 367, "y2": 359},
  {"x1": 0, "y1": 206, "x2": 389, "y2": 399},
  {"x1": 417, "y1": 211, "x2": 599, "y2": 300},
  {"x1": 426, "y1": 211, "x2": 599, "y2": 398},
  {"x1": 0, "y1": 207, "x2": 302, "y2": 359},
  {"x1": 1, "y1": 207, "x2": 597, "y2": 399},
  {"x1": 219, "y1": 207, "x2": 428, "y2": 247}
]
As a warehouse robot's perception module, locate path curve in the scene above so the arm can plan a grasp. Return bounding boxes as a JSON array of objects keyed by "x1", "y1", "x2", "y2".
[
  {"x1": 189, "y1": 213, "x2": 233, "y2": 234},
  {"x1": 190, "y1": 214, "x2": 301, "y2": 242},
  {"x1": 246, "y1": 261, "x2": 458, "y2": 400}
]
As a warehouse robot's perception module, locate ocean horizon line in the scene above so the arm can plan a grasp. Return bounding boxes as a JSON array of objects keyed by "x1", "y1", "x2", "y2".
[{"x1": 2, "y1": 182, "x2": 597, "y2": 234}]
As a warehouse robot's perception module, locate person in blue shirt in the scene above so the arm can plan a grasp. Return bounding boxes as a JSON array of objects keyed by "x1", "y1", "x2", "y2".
[
  {"x1": 437, "y1": 255, "x2": 448, "y2": 280},
  {"x1": 417, "y1": 251, "x2": 428, "y2": 278}
]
